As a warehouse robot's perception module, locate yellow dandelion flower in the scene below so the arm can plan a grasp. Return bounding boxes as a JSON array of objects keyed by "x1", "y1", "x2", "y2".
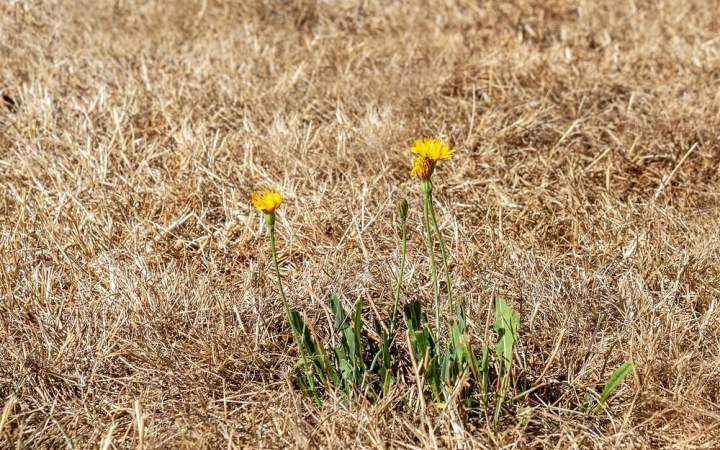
[
  {"x1": 251, "y1": 190, "x2": 283, "y2": 214},
  {"x1": 410, "y1": 155, "x2": 433, "y2": 180},
  {"x1": 410, "y1": 137, "x2": 455, "y2": 162}
]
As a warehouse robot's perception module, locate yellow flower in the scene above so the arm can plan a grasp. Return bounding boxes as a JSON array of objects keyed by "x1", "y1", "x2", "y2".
[
  {"x1": 251, "y1": 190, "x2": 283, "y2": 214},
  {"x1": 410, "y1": 137, "x2": 455, "y2": 162},
  {"x1": 410, "y1": 155, "x2": 433, "y2": 180}
]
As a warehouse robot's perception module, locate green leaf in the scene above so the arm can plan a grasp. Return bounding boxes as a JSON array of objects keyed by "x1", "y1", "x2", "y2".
[
  {"x1": 377, "y1": 337, "x2": 394, "y2": 394},
  {"x1": 316, "y1": 335, "x2": 339, "y2": 387},
  {"x1": 330, "y1": 296, "x2": 347, "y2": 329},
  {"x1": 493, "y1": 297, "x2": 519, "y2": 375},
  {"x1": 594, "y1": 361, "x2": 633, "y2": 413},
  {"x1": 479, "y1": 344, "x2": 489, "y2": 396},
  {"x1": 440, "y1": 346, "x2": 452, "y2": 383},
  {"x1": 331, "y1": 297, "x2": 368, "y2": 392},
  {"x1": 492, "y1": 298, "x2": 519, "y2": 424},
  {"x1": 288, "y1": 309, "x2": 316, "y2": 354},
  {"x1": 352, "y1": 299, "x2": 364, "y2": 366},
  {"x1": 332, "y1": 297, "x2": 355, "y2": 363},
  {"x1": 407, "y1": 330, "x2": 426, "y2": 365},
  {"x1": 456, "y1": 299, "x2": 467, "y2": 333},
  {"x1": 425, "y1": 356, "x2": 443, "y2": 402},
  {"x1": 494, "y1": 395, "x2": 503, "y2": 424},
  {"x1": 404, "y1": 300, "x2": 426, "y2": 331},
  {"x1": 289, "y1": 309, "x2": 341, "y2": 390},
  {"x1": 375, "y1": 318, "x2": 392, "y2": 370},
  {"x1": 404, "y1": 301, "x2": 435, "y2": 364},
  {"x1": 288, "y1": 310, "x2": 327, "y2": 391},
  {"x1": 444, "y1": 321, "x2": 466, "y2": 389},
  {"x1": 450, "y1": 323, "x2": 463, "y2": 361},
  {"x1": 460, "y1": 334, "x2": 479, "y2": 382}
]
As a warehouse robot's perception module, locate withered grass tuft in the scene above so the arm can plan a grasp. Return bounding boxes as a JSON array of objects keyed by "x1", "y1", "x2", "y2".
[{"x1": 1, "y1": 0, "x2": 720, "y2": 448}]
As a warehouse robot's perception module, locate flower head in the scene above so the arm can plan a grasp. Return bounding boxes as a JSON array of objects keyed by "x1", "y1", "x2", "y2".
[
  {"x1": 410, "y1": 155, "x2": 433, "y2": 180},
  {"x1": 410, "y1": 137, "x2": 455, "y2": 162},
  {"x1": 251, "y1": 190, "x2": 283, "y2": 214}
]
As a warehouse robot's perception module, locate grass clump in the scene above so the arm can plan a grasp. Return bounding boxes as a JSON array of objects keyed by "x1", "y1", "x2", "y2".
[{"x1": 253, "y1": 137, "x2": 633, "y2": 424}]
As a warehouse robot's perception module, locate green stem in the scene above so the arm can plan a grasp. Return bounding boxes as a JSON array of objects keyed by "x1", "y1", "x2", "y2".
[
  {"x1": 427, "y1": 191, "x2": 454, "y2": 315},
  {"x1": 269, "y1": 220, "x2": 317, "y2": 397},
  {"x1": 423, "y1": 193, "x2": 440, "y2": 341},
  {"x1": 389, "y1": 215, "x2": 407, "y2": 339}
]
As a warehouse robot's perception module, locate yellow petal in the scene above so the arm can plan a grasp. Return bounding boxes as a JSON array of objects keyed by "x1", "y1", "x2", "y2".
[
  {"x1": 410, "y1": 137, "x2": 455, "y2": 161},
  {"x1": 251, "y1": 190, "x2": 283, "y2": 213}
]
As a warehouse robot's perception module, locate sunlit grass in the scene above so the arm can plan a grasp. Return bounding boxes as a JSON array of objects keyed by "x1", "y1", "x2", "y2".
[{"x1": 1, "y1": 0, "x2": 718, "y2": 447}]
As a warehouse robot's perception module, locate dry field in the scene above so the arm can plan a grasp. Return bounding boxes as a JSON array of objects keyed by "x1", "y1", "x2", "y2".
[{"x1": 2, "y1": 0, "x2": 720, "y2": 448}]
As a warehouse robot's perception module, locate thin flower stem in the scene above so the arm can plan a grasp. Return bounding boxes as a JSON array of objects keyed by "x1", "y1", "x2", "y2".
[
  {"x1": 423, "y1": 193, "x2": 440, "y2": 340},
  {"x1": 269, "y1": 222, "x2": 317, "y2": 397},
  {"x1": 390, "y1": 215, "x2": 407, "y2": 338},
  {"x1": 427, "y1": 192, "x2": 454, "y2": 315},
  {"x1": 269, "y1": 224, "x2": 291, "y2": 318}
]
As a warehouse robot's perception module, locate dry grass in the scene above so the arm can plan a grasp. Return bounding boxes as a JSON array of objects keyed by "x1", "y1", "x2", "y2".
[{"x1": 1, "y1": 0, "x2": 720, "y2": 448}]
